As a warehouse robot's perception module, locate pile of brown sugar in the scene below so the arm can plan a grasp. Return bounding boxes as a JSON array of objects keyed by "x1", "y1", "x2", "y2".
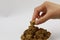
[{"x1": 21, "y1": 21, "x2": 51, "y2": 40}]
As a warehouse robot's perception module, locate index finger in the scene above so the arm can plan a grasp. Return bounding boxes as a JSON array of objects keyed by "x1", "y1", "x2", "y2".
[{"x1": 32, "y1": 3, "x2": 46, "y2": 21}]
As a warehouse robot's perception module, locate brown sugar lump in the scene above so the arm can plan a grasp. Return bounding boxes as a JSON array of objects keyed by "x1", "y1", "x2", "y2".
[
  {"x1": 35, "y1": 28, "x2": 51, "y2": 39},
  {"x1": 21, "y1": 21, "x2": 51, "y2": 40},
  {"x1": 30, "y1": 20, "x2": 35, "y2": 26}
]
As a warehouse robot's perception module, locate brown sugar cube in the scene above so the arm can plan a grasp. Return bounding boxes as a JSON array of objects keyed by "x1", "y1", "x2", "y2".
[
  {"x1": 43, "y1": 32, "x2": 51, "y2": 39},
  {"x1": 34, "y1": 35, "x2": 39, "y2": 39},
  {"x1": 43, "y1": 37, "x2": 48, "y2": 39},
  {"x1": 24, "y1": 30, "x2": 34, "y2": 35},
  {"x1": 39, "y1": 28, "x2": 47, "y2": 34},
  {"x1": 25, "y1": 34, "x2": 32, "y2": 40},
  {"x1": 24, "y1": 29, "x2": 30, "y2": 35},
  {"x1": 38, "y1": 38, "x2": 43, "y2": 40},
  {"x1": 28, "y1": 26, "x2": 39, "y2": 34},
  {"x1": 32, "y1": 38, "x2": 37, "y2": 40},
  {"x1": 34, "y1": 34, "x2": 44, "y2": 39},
  {"x1": 38, "y1": 34, "x2": 44, "y2": 38},
  {"x1": 29, "y1": 26, "x2": 39, "y2": 30},
  {"x1": 46, "y1": 32, "x2": 51, "y2": 38},
  {"x1": 35, "y1": 30, "x2": 42, "y2": 35},
  {"x1": 41, "y1": 30, "x2": 47, "y2": 34},
  {"x1": 21, "y1": 35, "x2": 25, "y2": 40},
  {"x1": 43, "y1": 39, "x2": 47, "y2": 40},
  {"x1": 30, "y1": 20, "x2": 35, "y2": 26}
]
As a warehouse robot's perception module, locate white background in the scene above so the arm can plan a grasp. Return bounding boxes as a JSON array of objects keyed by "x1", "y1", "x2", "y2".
[{"x1": 0, "y1": 0, "x2": 60, "y2": 40}]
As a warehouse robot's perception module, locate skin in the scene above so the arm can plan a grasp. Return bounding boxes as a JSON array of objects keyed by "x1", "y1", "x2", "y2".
[{"x1": 32, "y1": 1, "x2": 60, "y2": 25}]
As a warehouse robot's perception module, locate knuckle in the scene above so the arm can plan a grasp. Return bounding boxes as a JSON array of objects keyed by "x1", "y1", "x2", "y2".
[
  {"x1": 44, "y1": 1, "x2": 50, "y2": 5},
  {"x1": 43, "y1": 1, "x2": 49, "y2": 7}
]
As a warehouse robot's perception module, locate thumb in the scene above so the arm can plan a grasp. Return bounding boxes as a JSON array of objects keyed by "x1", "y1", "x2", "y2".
[{"x1": 35, "y1": 12, "x2": 51, "y2": 25}]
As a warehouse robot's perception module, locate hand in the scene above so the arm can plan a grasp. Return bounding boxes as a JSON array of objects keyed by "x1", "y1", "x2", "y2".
[{"x1": 32, "y1": 1, "x2": 60, "y2": 25}]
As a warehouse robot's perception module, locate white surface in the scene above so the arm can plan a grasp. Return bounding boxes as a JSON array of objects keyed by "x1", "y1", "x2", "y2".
[{"x1": 0, "y1": 0, "x2": 60, "y2": 40}]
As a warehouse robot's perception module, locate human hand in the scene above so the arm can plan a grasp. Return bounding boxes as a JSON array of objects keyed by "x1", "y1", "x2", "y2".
[{"x1": 32, "y1": 1, "x2": 60, "y2": 25}]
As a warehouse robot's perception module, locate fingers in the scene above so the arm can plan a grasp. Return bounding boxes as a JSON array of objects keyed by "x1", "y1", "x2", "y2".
[
  {"x1": 37, "y1": 15, "x2": 41, "y2": 19},
  {"x1": 35, "y1": 12, "x2": 51, "y2": 25},
  {"x1": 32, "y1": 9, "x2": 40, "y2": 21},
  {"x1": 32, "y1": 3, "x2": 46, "y2": 21}
]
